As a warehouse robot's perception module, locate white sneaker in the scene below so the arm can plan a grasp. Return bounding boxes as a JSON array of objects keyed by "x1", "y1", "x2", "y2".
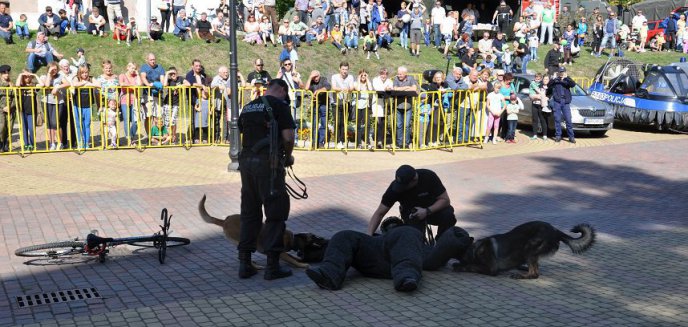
[
  {"x1": 492, "y1": 139, "x2": 497, "y2": 145},
  {"x1": 543, "y1": 136, "x2": 548, "y2": 141},
  {"x1": 49, "y1": 143, "x2": 56, "y2": 151},
  {"x1": 484, "y1": 138, "x2": 489, "y2": 144},
  {"x1": 336, "y1": 142, "x2": 344, "y2": 149}
]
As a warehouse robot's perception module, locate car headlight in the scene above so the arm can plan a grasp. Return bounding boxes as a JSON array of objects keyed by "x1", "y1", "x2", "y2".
[{"x1": 605, "y1": 105, "x2": 616, "y2": 118}]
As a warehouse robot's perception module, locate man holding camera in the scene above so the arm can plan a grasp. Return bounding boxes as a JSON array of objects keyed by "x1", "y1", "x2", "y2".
[
  {"x1": 368, "y1": 164, "x2": 456, "y2": 241},
  {"x1": 548, "y1": 67, "x2": 576, "y2": 143},
  {"x1": 237, "y1": 79, "x2": 296, "y2": 281}
]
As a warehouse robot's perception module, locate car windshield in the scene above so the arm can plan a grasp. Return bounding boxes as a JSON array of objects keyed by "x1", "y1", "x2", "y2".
[
  {"x1": 570, "y1": 83, "x2": 587, "y2": 96},
  {"x1": 640, "y1": 71, "x2": 687, "y2": 97}
]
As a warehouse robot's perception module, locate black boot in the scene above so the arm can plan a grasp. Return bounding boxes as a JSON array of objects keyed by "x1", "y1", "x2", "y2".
[
  {"x1": 264, "y1": 253, "x2": 292, "y2": 280},
  {"x1": 238, "y1": 251, "x2": 257, "y2": 279}
]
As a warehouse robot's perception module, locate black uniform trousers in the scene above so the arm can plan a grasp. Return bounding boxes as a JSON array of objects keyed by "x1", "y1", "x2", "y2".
[
  {"x1": 318, "y1": 226, "x2": 424, "y2": 290},
  {"x1": 400, "y1": 205, "x2": 457, "y2": 239},
  {"x1": 238, "y1": 153, "x2": 290, "y2": 254}
]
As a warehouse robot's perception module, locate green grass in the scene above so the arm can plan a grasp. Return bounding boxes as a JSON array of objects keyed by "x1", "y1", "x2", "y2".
[{"x1": 1, "y1": 32, "x2": 685, "y2": 81}]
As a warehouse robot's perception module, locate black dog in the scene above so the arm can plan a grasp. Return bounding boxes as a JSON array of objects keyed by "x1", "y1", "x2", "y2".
[{"x1": 452, "y1": 221, "x2": 595, "y2": 279}]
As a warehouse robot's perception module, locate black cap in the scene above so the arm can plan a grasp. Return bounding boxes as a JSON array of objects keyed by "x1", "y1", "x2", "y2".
[
  {"x1": 76, "y1": 47, "x2": 84, "y2": 54},
  {"x1": 559, "y1": 66, "x2": 567, "y2": 73},
  {"x1": 392, "y1": 165, "x2": 417, "y2": 191},
  {"x1": 0, "y1": 65, "x2": 10, "y2": 74}
]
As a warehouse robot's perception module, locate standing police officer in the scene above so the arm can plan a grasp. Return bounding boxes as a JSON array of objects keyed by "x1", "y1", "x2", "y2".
[
  {"x1": 238, "y1": 79, "x2": 296, "y2": 280},
  {"x1": 548, "y1": 67, "x2": 576, "y2": 143},
  {"x1": 492, "y1": 0, "x2": 513, "y2": 34}
]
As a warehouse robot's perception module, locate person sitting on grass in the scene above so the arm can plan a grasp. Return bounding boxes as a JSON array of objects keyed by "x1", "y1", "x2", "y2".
[
  {"x1": 15, "y1": 14, "x2": 30, "y2": 41},
  {"x1": 305, "y1": 16, "x2": 326, "y2": 46},
  {"x1": 113, "y1": 16, "x2": 129, "y2": 45},
  {"x1": 196, "y1": 12, "x2": 220, "y2": 43},
  {"x1": 150, "y1": 116, "x2": 171, "y2": 145},
  {"x1": 243, "y1": 14, "x2": 262, "y2": 45},
  {"x1": 38, "y1": 6, "x2": 61, "y2": 40},
  {"x1": 87, "y1": 7, "x2": 106, "y2": 37},
  {"x1": 148, "y1": 16, "x2": 163, "y2": 41},
  {"x1": 173, "y1": 9, "x2": 192, "y2": 41},
  {"x1": 127, "y1": 17, "x2": 143, "y2": 45},
  {"x1": 363, "y1": 30, "x2": 379, "y2": 59},
  {"x1": 331, "y1": 23, "x2": 346, "y2": 54},
  {"x1": 258, "y1": 15, "x2": 276, "y2": 47}
]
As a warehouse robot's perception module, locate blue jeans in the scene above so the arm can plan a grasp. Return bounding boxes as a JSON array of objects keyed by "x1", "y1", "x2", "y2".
[
  {"x1": 424, "y1": 31, "x2": 430, "y2": 46},
  {"x1": 506, "y1": 120, "x2": 517, "y2": 140},
  {"x1": 73, "y1": 106, "x2": 91, "y2": 148},
  {"x1": 400, "y1": 26, "x2": 409, "y2": 48},
  {"x1": 433, "y1": 24, "x2": 441, "y2": 47},
  {"x1": 22, "y1": 112, "x2": 33, "y2": 146},
  {"x1": 0, "y1": 30, "x2": 11, "y2": 42},
  {"x1": 344, "y1": 35, "x2": 358, "y2": 48},
  {"x1": 530, "y1": 46, "x2": 538, "y2": 60},
  {"x1": 521, "y1": 54, "x2": 531, "y2": 74},
  {"x1": 120, "y1": 103, "x2": 138, "y2": 139},
  {"x1": 60, "y1": 20, "x2": 69, "y2": 35},
  {"x1": 16, "y1": 25, "x2": 29, "y2": 38},
  {"x1": 395, "y1": 107, "x2": 412, "y2": 147},
  {"x1": 312, "y1": 104, "x2": 327, "y2": 146},
  {"x1": 27, "y1": 53, "x2": 54, "y2": 73},
  {"x1": 378, "y1": 34, "x2": 393, "y2": 47},
  {"x1": 600, "y1": 33, "x2": 616, "y2": 50},
  {"x1": 552, "y1": 100, "x2": 574, "y2": 139},
  {"x1": 306, "y1": 33, "x2": 318, "y2": 43},
  {"x1": 344, "y1": 36, "x2": 358, "y2": 49}
]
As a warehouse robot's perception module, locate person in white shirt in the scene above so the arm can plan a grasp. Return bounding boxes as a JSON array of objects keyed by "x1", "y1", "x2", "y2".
[
  {"x1": 477, "y1": 31, "x2": 493, "y2": 60},
  {"x1": 430, "y1": 1, "x2": 446, "y2": 48},
  {"x1": 331, "y1": 61, "x2": 355, "y2": 149},
  {"x1": 370, "y1": 68, "x2": 393, "y2": 149},
  {"x1": 631, "y1": 10, "x2": 646, "y2": 32}
]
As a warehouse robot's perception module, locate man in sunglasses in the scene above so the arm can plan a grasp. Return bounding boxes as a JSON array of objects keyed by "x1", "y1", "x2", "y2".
[{"x1": 247, "y1": 58, "x2": 272, "y2": 86}]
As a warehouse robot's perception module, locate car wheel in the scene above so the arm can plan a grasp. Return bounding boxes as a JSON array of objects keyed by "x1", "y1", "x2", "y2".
[{"x1": 590, "y1": 130, "x2": 607, "y2": 137}]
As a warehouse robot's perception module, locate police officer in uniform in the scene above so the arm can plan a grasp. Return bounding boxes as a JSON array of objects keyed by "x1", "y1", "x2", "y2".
[
  {"x1": 368, "y1": 164, "x2": 457, "y2": 240},
  {"x1": 547, "y1": 67, "x2": 576, "y2": 144},
  {"x1": 237, "y1": 79, "x2": 296, "y2": 280},
  {"x1": 492, "y1": 0, "x2": 513, "y2": 34}
]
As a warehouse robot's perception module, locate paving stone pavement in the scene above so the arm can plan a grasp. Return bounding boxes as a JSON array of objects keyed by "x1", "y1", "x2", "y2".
[{"x1": 0, "y1": 130, "x2": 686, "y2": 327}]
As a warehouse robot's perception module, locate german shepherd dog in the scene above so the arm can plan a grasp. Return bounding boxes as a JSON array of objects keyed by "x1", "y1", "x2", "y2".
[
  {"x1": 198, "y1": 195, "x2": 310, "y2": 269},
  {"x1": 452, "y1": 221, "x2": 595, "y2": 279}
]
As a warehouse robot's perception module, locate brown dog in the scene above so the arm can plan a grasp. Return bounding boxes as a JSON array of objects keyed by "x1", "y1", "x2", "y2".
[{"x1": 198, "y1": 195, "x2": 309, "y2": 269}]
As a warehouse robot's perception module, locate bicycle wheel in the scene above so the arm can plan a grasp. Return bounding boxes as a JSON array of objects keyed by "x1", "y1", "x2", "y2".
[
  {"x1": 15, "y1": 241, "x2": 85, "y2": 257},
  {"x1": 126, "y1": 237, "x2": 190, "y2": 248}
]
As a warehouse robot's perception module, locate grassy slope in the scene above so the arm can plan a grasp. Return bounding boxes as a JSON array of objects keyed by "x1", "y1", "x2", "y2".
[{"x1": 0, "y1": 33, "x2": 684, "y2": 80}]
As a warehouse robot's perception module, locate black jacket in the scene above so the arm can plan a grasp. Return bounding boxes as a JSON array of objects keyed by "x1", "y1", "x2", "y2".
[
  {"x1": 547, "y1": 77, "x2": 575, "y2": 104},
  {"x1": 544, "y1": 49, "x2": 561, "y2": 70}
]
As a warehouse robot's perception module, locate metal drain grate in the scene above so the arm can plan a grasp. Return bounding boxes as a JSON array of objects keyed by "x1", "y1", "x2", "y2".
[{"x1": 16, "y1": 288, "x2": 101, "y2": 308}]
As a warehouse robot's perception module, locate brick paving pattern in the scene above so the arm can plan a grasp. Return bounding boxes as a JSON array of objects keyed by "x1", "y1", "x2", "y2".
[{"x1": 0, "y1": 129, "x2": 686, "y2": 326}]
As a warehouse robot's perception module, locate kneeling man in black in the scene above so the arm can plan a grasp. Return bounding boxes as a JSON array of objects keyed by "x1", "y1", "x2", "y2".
[{"x1": 368, "y1": 165, "x2": 457, "y2": 240}]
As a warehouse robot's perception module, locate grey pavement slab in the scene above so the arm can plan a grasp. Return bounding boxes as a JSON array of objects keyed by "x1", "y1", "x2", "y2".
[{"x1": 1, "y1": 139, "x2": 687, "y2": 326}]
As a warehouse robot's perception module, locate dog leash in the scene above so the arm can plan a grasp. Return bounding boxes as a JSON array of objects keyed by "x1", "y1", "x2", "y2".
[{"x1": 285, "y1": 166, "x2": 308, "y2": 200}]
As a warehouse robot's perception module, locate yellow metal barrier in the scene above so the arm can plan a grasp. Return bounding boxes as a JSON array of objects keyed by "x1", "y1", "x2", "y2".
[{"x1": 0, "y1": 85, "x2": 488, "y2": 155}]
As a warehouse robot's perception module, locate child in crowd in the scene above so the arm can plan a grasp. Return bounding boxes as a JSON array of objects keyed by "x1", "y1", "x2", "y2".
[
  {"x1": 58, "y1": 9, "x2": 70, "y2": 36},
  {"x1": 576, "y1": 17, "x2": 588, "y2": 46},
  {"x1": 102, "y1": 99, "x2": 119, "y2": 148},
  {"x1": 364, "y1": 31, "x2": 379, "y2": 59},
  {"x1": 653, "y1": 31, "x2": 666, "y2": 51},
  {"x1": 127, "y1": 17, "x2": 142, "y2": 45},
  {"x1": 278, "y1": 40, "x2": 299, "y2": 69},
  {"x1": 482, "y1": 54, "x2": 495, "y2": 70},
  {"x1": 113, "y1": 17, "x2": 128, "y2": 45},
  {"x1": 502, "y1": 45, "x2": 512, "y2": 73},
  {"x1": 423, "y1": 18, "x2": 432, "y2": 47},
  {"x1": 150, "y1": 116, "x2": 171, "y2": 145},
  {"x1": 638, "y1": 21, "x2": 648, "y2": 52},
  {"x1": 528, "y1": 30, "x2": 539, "y2": 61},
  {"x1": 485, "y1": 82, "x2": 505, "y2": 144},
  {"x1": 15, "y1": 14, "x2": 30, "y2": 40},
  {"x1": 505, "y1": 92, "x2": 523, "y2": 143},
  {"x1": 70, "y1": 48, "x2": 87, "y2": 69},
  {"x1": 193, "y1": 87, "x2": 210, "y2": 144},
  {"x1": 162, "y1": 67, "x2": 184, "y2": 143}
]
